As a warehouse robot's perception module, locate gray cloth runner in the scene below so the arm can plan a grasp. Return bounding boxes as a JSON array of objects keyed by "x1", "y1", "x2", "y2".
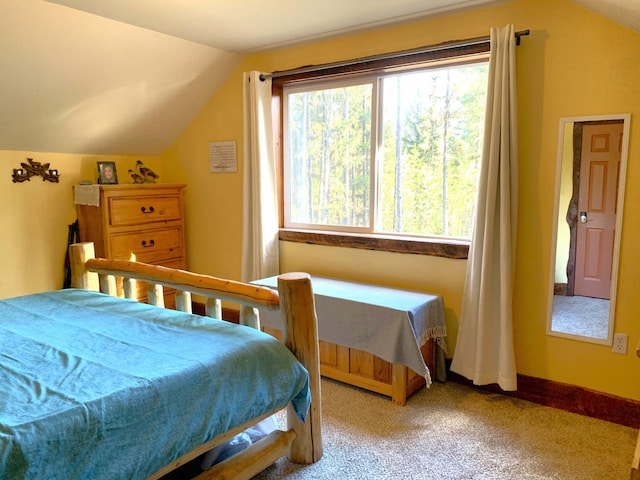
[{"x1": 254, "y1": 276, "x2": 447, "y2": 384}]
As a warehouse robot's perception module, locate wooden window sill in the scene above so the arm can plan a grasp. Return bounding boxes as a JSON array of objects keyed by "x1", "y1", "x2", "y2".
[{"x1": 279, "y1": 229, "x2": 469, "y2": 259}]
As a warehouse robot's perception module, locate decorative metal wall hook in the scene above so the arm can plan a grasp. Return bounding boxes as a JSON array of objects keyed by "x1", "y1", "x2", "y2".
[{"x1": 12, "y1": 158, "x2": 60, "y2": 183}]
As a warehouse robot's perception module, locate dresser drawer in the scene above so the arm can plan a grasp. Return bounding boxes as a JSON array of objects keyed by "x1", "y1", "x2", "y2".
[
  {"x1": 108, "y1": 195, "x2": 182, "y2": 226},
  {"x1": 110, "y1": 227, "x2": 183, "y2": 263}
]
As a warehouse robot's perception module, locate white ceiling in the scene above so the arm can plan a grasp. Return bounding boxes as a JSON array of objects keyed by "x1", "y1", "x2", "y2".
[
  {"x1": 44, "y1": 0, "x2": 640, "y2": 52},
  {"x1": 1, "y1": 0, "x2": 639, "y2": 156},
  {"x1": 44, "y1": 0, "x2": 506, "y2": 53}
]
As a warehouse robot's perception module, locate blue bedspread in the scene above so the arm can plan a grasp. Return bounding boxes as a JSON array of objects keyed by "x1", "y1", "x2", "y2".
[{"x1": 0, "y1": 289, "x2": 310, "y2": 480}]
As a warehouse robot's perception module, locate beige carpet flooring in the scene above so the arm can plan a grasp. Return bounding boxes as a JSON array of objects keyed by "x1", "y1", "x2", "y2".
[
  {"x1": 251, "y1": 378, "x2": 637, "y2": 480},
  {"x1": 551, "y1": 295, "x2": 610, "y2": 340}
]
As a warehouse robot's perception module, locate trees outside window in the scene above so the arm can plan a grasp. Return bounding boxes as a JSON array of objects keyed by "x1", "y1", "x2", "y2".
[{"x1": 282, "y1": 56, "x2": 488, "y2": 243}]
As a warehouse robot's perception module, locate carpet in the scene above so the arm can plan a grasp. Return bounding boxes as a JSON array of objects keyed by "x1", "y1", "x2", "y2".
[
  {"x1": 251, "y1": 379, "x2": 637, "y2": 480},
  {"x1": 551, "y1": 295, "x2": 610, "y2": 340}
]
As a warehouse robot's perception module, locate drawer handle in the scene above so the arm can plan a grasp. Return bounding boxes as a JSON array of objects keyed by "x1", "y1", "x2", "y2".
[
  {"x1": 141, "y1": 206, "x2": 155, "y2": 214},
  {"x1": 141, "y1": 239, "x2": 155, "y2": 248}
]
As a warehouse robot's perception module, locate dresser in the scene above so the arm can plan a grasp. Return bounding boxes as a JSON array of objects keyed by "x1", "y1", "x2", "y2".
[{"x1": 75, "y1": 184, "x2": 187, "y2": 308}]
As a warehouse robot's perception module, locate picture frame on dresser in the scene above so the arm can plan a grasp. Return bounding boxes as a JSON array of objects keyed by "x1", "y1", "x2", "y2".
[{"x1": 97, "y1": 161, "x2": 118, "y2": 184}]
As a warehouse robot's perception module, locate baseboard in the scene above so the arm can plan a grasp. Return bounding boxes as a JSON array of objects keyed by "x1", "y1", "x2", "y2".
[
  {"x1": 554, "y1": 282, "x2": 567, "y2": 295},
  {"x1": 447, "y1": 367, "x2": 640, "y2": 429},
  {"x1": 192, "y1": 300, "x2": 639, "y2": 429}
]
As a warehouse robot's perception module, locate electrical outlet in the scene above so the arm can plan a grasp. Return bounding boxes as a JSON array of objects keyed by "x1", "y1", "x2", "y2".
[{"x1": 612, "y1": 333, "x2": 628, "y2": 354}]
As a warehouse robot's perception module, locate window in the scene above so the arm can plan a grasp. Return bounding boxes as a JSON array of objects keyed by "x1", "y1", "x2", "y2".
[{"x1": 275, "y1": 44, "x2": 490, "y2": 256}]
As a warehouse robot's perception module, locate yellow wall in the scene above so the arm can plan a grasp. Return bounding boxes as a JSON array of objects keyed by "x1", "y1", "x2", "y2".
[
  {"x1": 162, "y1": 0, "x2": 640, "y2": 401},
  {"x1": 0, "y1": 152, "x2": 161, "y2": 297}
]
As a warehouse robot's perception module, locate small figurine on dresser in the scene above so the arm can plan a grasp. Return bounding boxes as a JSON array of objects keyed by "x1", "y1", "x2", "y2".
[
  {"x1": 129, "y1": 169, "x2": 144, "y2": 184},
  {"x1": 136, "y1": 160, "x2": 159, "y2": 183}
]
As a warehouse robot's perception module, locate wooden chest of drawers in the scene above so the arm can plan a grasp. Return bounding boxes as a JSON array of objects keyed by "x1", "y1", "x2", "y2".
[{"x1": 75, "y1": 184, "x2": 187, "y2": 307}]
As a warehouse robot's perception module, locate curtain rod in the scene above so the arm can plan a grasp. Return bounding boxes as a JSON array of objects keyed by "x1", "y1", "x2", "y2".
[{"x1": 260, "y1": 29, "x2": 529, "y2": 81}]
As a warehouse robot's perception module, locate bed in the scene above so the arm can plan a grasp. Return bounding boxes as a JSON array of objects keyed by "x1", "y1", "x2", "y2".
[{"x1": 0, "y1": 242, "x2": 322, "y2": 480}]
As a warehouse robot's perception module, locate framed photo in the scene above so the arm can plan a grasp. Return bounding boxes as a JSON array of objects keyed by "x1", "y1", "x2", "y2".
[{"x1": 97, "y1": 161, "x2": 118, "y2": 184}]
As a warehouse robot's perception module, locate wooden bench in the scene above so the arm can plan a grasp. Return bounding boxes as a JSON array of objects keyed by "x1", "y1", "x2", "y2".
[
  {"x1": 264, "y1": 326, "x2": 435, "y2": 406},
  {"x1": 256, "y1": 275, "x2": 447, "y2": 406}
]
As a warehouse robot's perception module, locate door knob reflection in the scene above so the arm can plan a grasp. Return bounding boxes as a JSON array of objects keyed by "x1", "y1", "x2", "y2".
[{"x1": 579, "y1": 211, "x2": 587, "y2": 224}]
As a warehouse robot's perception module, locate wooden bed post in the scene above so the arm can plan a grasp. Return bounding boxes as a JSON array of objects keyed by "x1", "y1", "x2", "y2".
[
  {"x1": 278, "y1": 272, "x2": 323, "y2": 464},
  {"x1": 69, "y1": 242, "x2": 100, "y2": 291}
]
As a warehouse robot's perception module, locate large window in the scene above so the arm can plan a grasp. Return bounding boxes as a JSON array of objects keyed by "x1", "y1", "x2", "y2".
[
  {"x1": 276, "y1": 45, "x2": 490, "y2": 256},
  {"x1": 283, "y1": 58, "x2": 488, "y2": 243}
]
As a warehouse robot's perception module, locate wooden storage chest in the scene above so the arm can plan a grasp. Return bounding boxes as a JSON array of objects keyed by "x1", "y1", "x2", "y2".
[{"x1": 263, "y1": 326, "x2": 435, "y2": 405}]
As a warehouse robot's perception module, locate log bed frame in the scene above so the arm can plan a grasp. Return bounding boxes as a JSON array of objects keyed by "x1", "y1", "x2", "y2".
[{"x1": 69, "y1": 242, "x2": 323, "y2": 480}]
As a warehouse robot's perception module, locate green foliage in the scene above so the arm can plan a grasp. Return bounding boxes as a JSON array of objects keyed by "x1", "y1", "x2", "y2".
[{"x1": 286, "y1": 62, "x2": 488, "y2": 239}]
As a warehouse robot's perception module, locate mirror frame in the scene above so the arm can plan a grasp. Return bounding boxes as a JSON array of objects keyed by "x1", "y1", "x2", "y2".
[{"x1": 546, "y1": 113, "x2": 631, "y2": 345}]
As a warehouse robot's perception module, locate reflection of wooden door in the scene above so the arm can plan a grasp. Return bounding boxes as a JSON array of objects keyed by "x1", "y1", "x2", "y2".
[{"x1": 574, "y1": 123, "x2": 622, "y2": 299}]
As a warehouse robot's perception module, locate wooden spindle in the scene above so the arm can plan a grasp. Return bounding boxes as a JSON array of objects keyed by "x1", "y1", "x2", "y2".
[
  {"x1": 123, "y1": 278, "x2": 136, "y2": 300},
  {"x1": 147, "y1": 283, "x2": 165, "y2": 307},
  {"x1": 175, "y1": 291, "x2": 192, "y2": 313},
  {"x1": 100, "y1": 274, "x2": 117, "y2": 296},
  {"x1": 205, "y1": 297, "x2": 222, "y2": 319},
  {"x1": 240, "y1": 305, "x2": 260, "y2": 329}
]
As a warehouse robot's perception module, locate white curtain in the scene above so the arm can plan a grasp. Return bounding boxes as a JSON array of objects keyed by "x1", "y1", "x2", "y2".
[
  {"x1": 450, "y1": 25, "x2": 519, "y2": 391},
  {"x1": 241, "y1": 71, "x2": 279, "y2": 282}
]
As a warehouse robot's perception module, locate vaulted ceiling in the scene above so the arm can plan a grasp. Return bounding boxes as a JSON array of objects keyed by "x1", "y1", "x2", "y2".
[{"x1": 2, "y1": 0, "x2": 639, "y2": 156}]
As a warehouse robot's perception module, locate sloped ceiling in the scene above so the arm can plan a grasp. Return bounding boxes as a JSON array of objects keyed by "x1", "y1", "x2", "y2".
[
  {"x1": 45, "y1": 0, "x2": 640, "y2": 52},
  {"x1": 0, "y1": 1, "x2": 242, "y2": 156},
  {"x1": 2, "y1": 0, "x2": 639, "y2": 156},
  {"x1": 44, "y1": 0, "x2": 507, "y2": 52}
]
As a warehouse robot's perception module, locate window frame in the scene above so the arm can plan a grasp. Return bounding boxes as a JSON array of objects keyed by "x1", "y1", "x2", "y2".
[
  {"x1": 272, "y1": 40, "x2": 491, "y2": 259},
  {"x1": 283, "y1": 76, "x2": 378, "y2": 234}
]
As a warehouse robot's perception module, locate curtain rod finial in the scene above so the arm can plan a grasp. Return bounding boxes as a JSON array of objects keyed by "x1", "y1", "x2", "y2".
[{"x1": 515, "y1": 29, "x2": 530, "y2": 46}]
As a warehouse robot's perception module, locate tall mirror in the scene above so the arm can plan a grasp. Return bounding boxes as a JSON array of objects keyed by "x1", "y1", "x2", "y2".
[{"x1": 547, "y1": 114, "x2": 630, "y2": 345}]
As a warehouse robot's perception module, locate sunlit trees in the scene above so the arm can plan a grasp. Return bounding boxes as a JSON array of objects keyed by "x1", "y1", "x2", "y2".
[{"x1": 285, "y1": 62, "x2": 488, "y2": 239}]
